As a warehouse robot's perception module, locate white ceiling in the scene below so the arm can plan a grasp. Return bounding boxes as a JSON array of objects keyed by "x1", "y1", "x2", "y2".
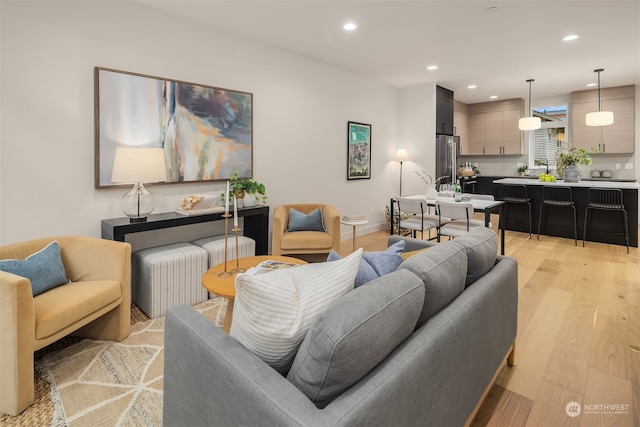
[{"x1": 137, "y1": 0, "x2": 640, "y2": 104}]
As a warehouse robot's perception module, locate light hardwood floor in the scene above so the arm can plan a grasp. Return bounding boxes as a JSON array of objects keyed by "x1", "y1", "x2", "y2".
[{"x1": 339, "y1": 221, "x2": 639, "y2": 427}]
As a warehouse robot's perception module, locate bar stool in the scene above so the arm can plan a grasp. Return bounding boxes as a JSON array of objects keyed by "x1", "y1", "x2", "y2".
[
  {"x1": 501, "y1": 184, "x2": 532, "y2": 238},
  {"x1": 538, "y1": 186, "x2": 577, "y2": 245},
  {"x1": 583, "y1": 188, "x2": 629, "y2": 253}
]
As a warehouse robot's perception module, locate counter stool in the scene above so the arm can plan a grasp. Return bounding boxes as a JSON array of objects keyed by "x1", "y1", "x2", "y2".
[
  {"x1": 538, "y1": 186, "x2": 577, "y2": 245},
  {"x1": 583, "y1": 188, "x2": 629, "y2": 253},
  {"x1": 501, "y1": 184, "x2": 532, "y2": 238}
]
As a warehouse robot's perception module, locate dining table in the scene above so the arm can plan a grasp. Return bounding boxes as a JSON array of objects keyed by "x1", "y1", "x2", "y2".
[{"x1": 390, "y1": 194, "x2": 506, "y2": 255}]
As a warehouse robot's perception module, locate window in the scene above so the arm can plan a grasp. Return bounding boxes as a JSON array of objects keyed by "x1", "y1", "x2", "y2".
[{"x1": 529, "y1": 106, "x2": 568, "y2": 170}]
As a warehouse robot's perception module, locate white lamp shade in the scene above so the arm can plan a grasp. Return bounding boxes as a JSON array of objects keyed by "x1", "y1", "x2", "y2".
[
  {"x1": 111, "y1": 147, "x2": 168, "y2": 184},
  {"x1": 518, "y1": 116, "x2": 541, "y2": 131},
  {"x1": 586, "y1": 111, "x2": 614, "y2": 126},
  {"x1": 393, "y1": 148, "x2": 410, "y2": 162}
]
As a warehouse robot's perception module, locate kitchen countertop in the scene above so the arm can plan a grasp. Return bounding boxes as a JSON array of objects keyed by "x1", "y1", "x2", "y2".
[{"x1": 493, "y1": 178, "x2": 640, "y2": 189}]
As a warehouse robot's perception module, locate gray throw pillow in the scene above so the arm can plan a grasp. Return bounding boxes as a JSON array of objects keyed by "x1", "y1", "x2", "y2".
[
  {"x1": 327, "y1": 240, "x2": 405, "y2": 287},
  {"x1": 399, "y1": 240, "x2": 467, "y2": 327},
  {"x1": 287, "y1": 269, "x2": 424, "y2": 408},
  {"x1": 287, "y1": 207, "x2": 325, "y2": 232},
  {"x1": 453, "y1": 227, "x2": 498, "y2": 287},
  {"x1": 0, "y1": 241, "x2": 69, "y2": 296}
]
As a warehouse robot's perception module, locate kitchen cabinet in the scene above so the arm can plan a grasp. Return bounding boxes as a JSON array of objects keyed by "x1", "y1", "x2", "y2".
[
  {"x1": 436, "y1": 85, "x2": 454, "y2": 135},
  {"x1": 467, "y1": 98, "x2": 524, "y2": 155},
  {"x1": 571, "y1": 85, "x2": 635, "y2": 154},
  {"x1": 454, "y1": 100, "x2": 468, "y2": 152}
]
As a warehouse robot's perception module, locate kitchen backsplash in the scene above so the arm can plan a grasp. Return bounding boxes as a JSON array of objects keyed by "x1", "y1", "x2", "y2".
[{"x1": 459, "y1": 154, "x2": 636, "y2": 180}]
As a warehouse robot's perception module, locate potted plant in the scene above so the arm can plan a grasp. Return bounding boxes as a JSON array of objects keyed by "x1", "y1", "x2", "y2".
[
  {"x1": 517, "y1": 165, "x2": 527, "y2": 176},
  {"x1": 221, "y1": 173, "x2": 268, "y2": 207},
  {"x1": 556, "y1": 147, "x2": 595, "y2": 182}
]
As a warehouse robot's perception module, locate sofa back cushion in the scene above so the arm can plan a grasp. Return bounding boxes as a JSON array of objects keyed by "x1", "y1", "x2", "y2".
[
  {"x1": 287, "y1": 269, "x2": 424, "y2": 408},
  {"x1": 399, "y1": 240, "x2": 467, "y2": 328},
  {"x1": 230, "y1": 249, "x2": 362, "y2": 375},
  {"x1": 452, "y1": 227, "x2": 498, "y2": 287}
]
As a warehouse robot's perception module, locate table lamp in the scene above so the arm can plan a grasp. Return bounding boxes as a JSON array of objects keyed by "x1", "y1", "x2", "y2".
[{"x1": 111, "y1": 147, "x2": 168, "y2": 222}]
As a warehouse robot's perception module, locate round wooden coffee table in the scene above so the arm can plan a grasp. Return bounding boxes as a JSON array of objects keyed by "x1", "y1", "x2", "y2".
[{"x1": 202, "y1": 255, "x2": 307, "y2": 333}]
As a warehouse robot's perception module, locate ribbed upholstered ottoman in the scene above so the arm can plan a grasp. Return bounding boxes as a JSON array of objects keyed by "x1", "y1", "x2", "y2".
[
  {"x1": 133, "y1": 243, "x2": 208, "y2": 318},
  {"x1": 191, "y1": 235, "x2": 256, "y2": 268}
]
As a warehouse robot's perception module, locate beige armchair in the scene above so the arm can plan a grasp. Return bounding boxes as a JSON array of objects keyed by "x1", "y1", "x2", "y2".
[
  {"x1": 272, "y1": 204, "x2": 340, "y2": 257},
  {"x1": 0, "y1": 236, "x2": 131, "y2": 416}
]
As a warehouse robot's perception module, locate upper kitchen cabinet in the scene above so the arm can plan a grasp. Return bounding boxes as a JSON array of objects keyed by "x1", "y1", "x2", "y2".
[
  {"x1": 454, "y1": 100, "x2": 471, "y2": 153},
  {"x1": 467, "y1": 98, "x2": 524, "y2": 155},
  {"x1": 436, "y1": 85, "x2": 454, "y2": 135},
  {"x1": 571, "y1": 85, "x2": 635, "y2": 154}
]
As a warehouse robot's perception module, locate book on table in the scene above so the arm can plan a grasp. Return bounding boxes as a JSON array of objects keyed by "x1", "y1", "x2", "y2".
[
  {"x1": 245, "y1": 259, "x2": 300, "y2": 275},
  {"x1": 342, "y1": 215, "x2": 366, "y2": 222}
]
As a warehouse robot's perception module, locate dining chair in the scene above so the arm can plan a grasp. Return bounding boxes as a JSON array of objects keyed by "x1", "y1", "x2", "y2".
[
  {"x1": 436, "y1": 200, "x2": 491, "y2": 241},
  {"x1": 396, "y1": 197, "x2": 445, "y2": 240},
  {"x1": 583, "y1": 188, "x2": 629, "y2": 253}
]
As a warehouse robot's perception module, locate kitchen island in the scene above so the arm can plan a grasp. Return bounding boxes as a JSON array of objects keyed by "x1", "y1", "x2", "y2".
[{"x1": 494, "y1": 178, "x2": 638, "y2": 248}]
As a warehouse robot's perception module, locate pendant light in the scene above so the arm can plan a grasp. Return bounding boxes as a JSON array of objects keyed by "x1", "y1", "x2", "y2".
[
  {"x1": 518, "y1": 79, "x2": 541, "y2": 130},
  {"x1": 585, "y1": 68, "x2": 614, "y2": 126}
]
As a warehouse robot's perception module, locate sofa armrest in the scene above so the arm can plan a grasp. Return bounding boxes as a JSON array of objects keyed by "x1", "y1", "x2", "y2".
[
  {"x1": 272, "y1": 206, "x2": 289, "y2": 255},
  {"x1": 0, "y1": 271, "x2": 35, "y2": 415},
  {"x1": 322, "y1": 204, "x2": 340, "y2": 250},
  {"x1": 164, "y1": 305, "x2": 325, "y2": 426}
]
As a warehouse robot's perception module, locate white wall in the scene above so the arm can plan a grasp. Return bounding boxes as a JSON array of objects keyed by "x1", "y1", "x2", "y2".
[
  {"x1": 0, "y1": 1, "x2": 405, "y2": 246},
  {"x1": 397, "y1": 84, "x2": 437, "y2": 197}
]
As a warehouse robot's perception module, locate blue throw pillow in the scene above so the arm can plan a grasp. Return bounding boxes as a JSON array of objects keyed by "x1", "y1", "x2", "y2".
[
  {"x1": 328, "y1": 240, "x2": 405, "y2": 287},
  {"x1": 287, "y1": 207, "x2": 325, "y2": 232},
  {"x1": 0, "y1": 241, "x2": 69, "y2": 296}
]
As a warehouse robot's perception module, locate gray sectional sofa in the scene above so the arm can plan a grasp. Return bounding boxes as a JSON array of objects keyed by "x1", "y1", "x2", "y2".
[{"x1": 163, "y1": 227, "x2": 518, "y2": 426}]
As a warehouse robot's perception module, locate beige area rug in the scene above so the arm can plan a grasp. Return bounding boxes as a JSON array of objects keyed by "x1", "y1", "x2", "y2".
[{"x1": 36, "y1": 298, "x2": 227, "y2": 427}]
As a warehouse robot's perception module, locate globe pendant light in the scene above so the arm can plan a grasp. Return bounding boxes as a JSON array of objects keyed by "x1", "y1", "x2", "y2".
[
  {"x1": 519, "y1": 79, "x2": 541, "y2": 130},
  {"x1": 585, "y1": 68, "x2": 614, "y2": 126}
]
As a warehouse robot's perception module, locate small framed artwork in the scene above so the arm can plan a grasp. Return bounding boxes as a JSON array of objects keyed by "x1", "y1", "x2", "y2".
[{"x1": 347, "y1": 121, "x2": 371, "y2": 180}]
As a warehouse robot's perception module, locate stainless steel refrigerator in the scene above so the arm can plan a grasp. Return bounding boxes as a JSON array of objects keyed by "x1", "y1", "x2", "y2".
[{"x1": 435, "y1": 134, "x2": 459, "y2": 185}]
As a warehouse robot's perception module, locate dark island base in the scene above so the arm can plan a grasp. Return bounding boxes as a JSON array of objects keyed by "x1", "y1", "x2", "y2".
[{"x1": 497, "y1": 185, "x2": 637, "y2": 248}]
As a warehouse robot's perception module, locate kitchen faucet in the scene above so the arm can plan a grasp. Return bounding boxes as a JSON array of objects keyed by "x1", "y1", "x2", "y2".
[{"x1": 540, "y1": 158, "x2": 549, "y2": 174}]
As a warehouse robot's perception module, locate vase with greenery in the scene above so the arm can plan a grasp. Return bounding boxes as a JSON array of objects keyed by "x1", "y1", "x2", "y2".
[
  {"x1": 221, "y1": 173, "x2": 267, "y2": 206},
  {"x1": 556, "y1": 147, "x2": 594, "y2": 182},
  {"x1": 415, "y1": 170, "x2": 446, "y2": 199},
  {"x1": 517, "y1": 165, "x2": 527, "y2": 176}
]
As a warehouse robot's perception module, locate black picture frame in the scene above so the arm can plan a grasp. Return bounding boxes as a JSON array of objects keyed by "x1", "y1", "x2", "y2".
[{"x1": 347, "y1": 121, "x2": 371, "y2": 180}]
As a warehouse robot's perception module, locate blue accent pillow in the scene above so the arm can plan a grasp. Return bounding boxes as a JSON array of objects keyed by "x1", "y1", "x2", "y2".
[
  {"x1": 328, "y1": 240, "x2": 405, "y2": 287},
  {"x1": 287, "y1": 207, "x2": 325, "y2": 232},
  {"x1": 0, "y1": 241, "x2": 70, "y2": 296}
]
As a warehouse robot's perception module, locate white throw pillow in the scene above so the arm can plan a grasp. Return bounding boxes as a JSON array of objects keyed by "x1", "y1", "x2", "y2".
[{"x1": 230, "y1": 249, "x2": 363, "y2": 374}]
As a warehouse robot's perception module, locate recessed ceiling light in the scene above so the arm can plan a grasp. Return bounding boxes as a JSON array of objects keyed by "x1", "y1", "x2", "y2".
[
  {"x1": 343, "y1": 22, "x2": 357, "y2": 31},
  {"x1": 587, "y1": 83, "x2": 597, "y2": 87},
  {"x1": 490, "y1": 95, "x2": 498, "y2": 99},
  {"x1": 427, "y1": 65, "x2": 438, "y2": 71},
  {"x1": 563, "y1": 34, "x2": 579, "y2": 41},
  {"x1": 485, "y1": 6, "x2": 498, "y2": 13},
  {"x1": 468, "y1": 85, "x2": 477, "y2": 89}
]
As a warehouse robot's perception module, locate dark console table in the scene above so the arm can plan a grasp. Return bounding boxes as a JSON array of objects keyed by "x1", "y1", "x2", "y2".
[{"x1": 101, "y1": 205, "x2": 270, "y2": 255}]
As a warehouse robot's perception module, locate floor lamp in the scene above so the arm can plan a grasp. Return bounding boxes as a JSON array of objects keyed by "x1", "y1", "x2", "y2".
[{"x1": 393, "y1": 148, "x2": 410, "y2": 196}]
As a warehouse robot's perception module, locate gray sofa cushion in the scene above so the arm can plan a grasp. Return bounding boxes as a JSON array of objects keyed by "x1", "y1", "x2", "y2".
[
  {"x1": 453, "y1": 227, "x2": 498, "y2": 287},
  {"x1": 399, "y1": 240, "x2": 467, "y2": 327},
  {"x1": 287, "y1": 269, "x2": 424, "y2": 409}
]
